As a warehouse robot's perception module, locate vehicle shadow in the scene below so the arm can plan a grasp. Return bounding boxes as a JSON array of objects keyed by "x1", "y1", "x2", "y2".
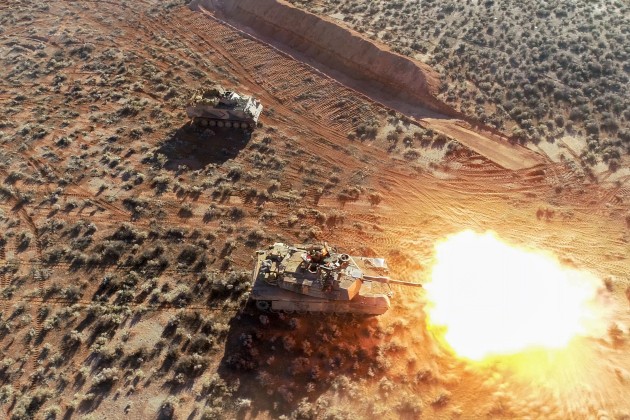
[
  {"x1": 156, "y1": 123, "x2": 252, "y2": 170},
  {"x1": 214, "y1": 304, "x2": 381, "y2": 418}
]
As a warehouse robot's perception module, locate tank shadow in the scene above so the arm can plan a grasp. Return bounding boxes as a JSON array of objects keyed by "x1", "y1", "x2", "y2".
[
  {"x1": 156, "y1": 123, "x2": 252, "y2": 170},
  {"x1": 215, "y1": 303, "x2": 382, "y2": 417}
]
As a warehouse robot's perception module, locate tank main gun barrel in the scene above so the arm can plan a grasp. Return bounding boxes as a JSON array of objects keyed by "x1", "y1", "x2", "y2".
[{"x1": 362, "y1": 275, "x2": 423, "y2": 287}]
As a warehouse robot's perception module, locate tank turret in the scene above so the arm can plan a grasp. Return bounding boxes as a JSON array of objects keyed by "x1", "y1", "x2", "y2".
[
  {"x1": 250, "y1": 243, "x2": 422, "y2": 315},
  {"x1": 186, "y1": 85, "x2": 262, "y2": 130}
]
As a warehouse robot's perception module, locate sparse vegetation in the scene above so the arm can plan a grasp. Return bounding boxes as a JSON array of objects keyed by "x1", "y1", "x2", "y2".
[
  {"x1": 292, "y1": 0, "x2": 630, "y2": 170},
  {"x1": 0, "y1": 0, "x2": 627, "y2": 419}
]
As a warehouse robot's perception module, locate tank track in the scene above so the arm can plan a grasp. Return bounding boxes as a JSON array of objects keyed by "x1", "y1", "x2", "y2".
[{"x1": 192, "y1": 117, "x2": 255, "y2": 130}]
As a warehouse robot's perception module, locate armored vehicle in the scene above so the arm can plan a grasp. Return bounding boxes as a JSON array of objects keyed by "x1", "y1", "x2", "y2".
[
  {"x1": 251, "y1": 243, "x2": 422, "y2": 315},
  {"x1": 186, "y1": 85, "x2": 262, "y2": 130}
]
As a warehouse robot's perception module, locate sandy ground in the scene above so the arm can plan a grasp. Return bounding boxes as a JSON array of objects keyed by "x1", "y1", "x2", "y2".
[{"x1": 0, "y1": 0, "x2": 628, "y2": 419}]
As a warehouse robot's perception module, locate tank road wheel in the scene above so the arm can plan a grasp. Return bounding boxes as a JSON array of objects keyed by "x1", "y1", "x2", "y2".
[
  {"x1": 209, "y1": 120, "x2": 216, "y2": 127},
  {"x1": 200, "y1": 118, "x2": 208, "y2": 127},
  {"x1": 249, "y1": 123, "x2": 256, "y2": 130},
  {"x1": 225, "y1": 121, "x2": 232, "y2": 128},
  {"x1": 256, "y1": 300, "x2": 271, "y2": 312},
  {"x1": 240, "y1": 122, "x2": 249, "y2": 129},
  {"x1": 217, "y1": 121, "x2": 225, "y2": 128}
]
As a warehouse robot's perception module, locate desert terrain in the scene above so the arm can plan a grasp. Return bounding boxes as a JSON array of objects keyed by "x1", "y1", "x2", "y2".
[{"x1": 0, "y1": 0, "x2": 628, "y2": 419}]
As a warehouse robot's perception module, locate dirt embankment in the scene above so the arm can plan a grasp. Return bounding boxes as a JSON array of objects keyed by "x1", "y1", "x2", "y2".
[
  {"x1": 195, "y1": 0, "x2": 456, "y2": 117},
  {"x1": 190, "y1": 0, "x2": 548, "y2": 170}
]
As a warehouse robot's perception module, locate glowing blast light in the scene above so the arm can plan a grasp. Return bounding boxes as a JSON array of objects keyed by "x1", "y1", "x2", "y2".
[{"x1": 425, "y1": 230, "x2": 601, "y2": 360}]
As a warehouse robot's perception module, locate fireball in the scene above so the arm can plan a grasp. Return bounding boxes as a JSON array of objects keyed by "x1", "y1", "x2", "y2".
[{"x1": 424, "y1": 230, "x2": 601, "y2": 360}]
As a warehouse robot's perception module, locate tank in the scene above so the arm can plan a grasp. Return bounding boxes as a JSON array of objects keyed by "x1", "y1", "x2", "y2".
[
  {"x1": 250, "y1": 243, "x2": 422, "y2": 315},
  {"x1": 186, "y1": 85, "x2": 263, "y2": 130}
]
